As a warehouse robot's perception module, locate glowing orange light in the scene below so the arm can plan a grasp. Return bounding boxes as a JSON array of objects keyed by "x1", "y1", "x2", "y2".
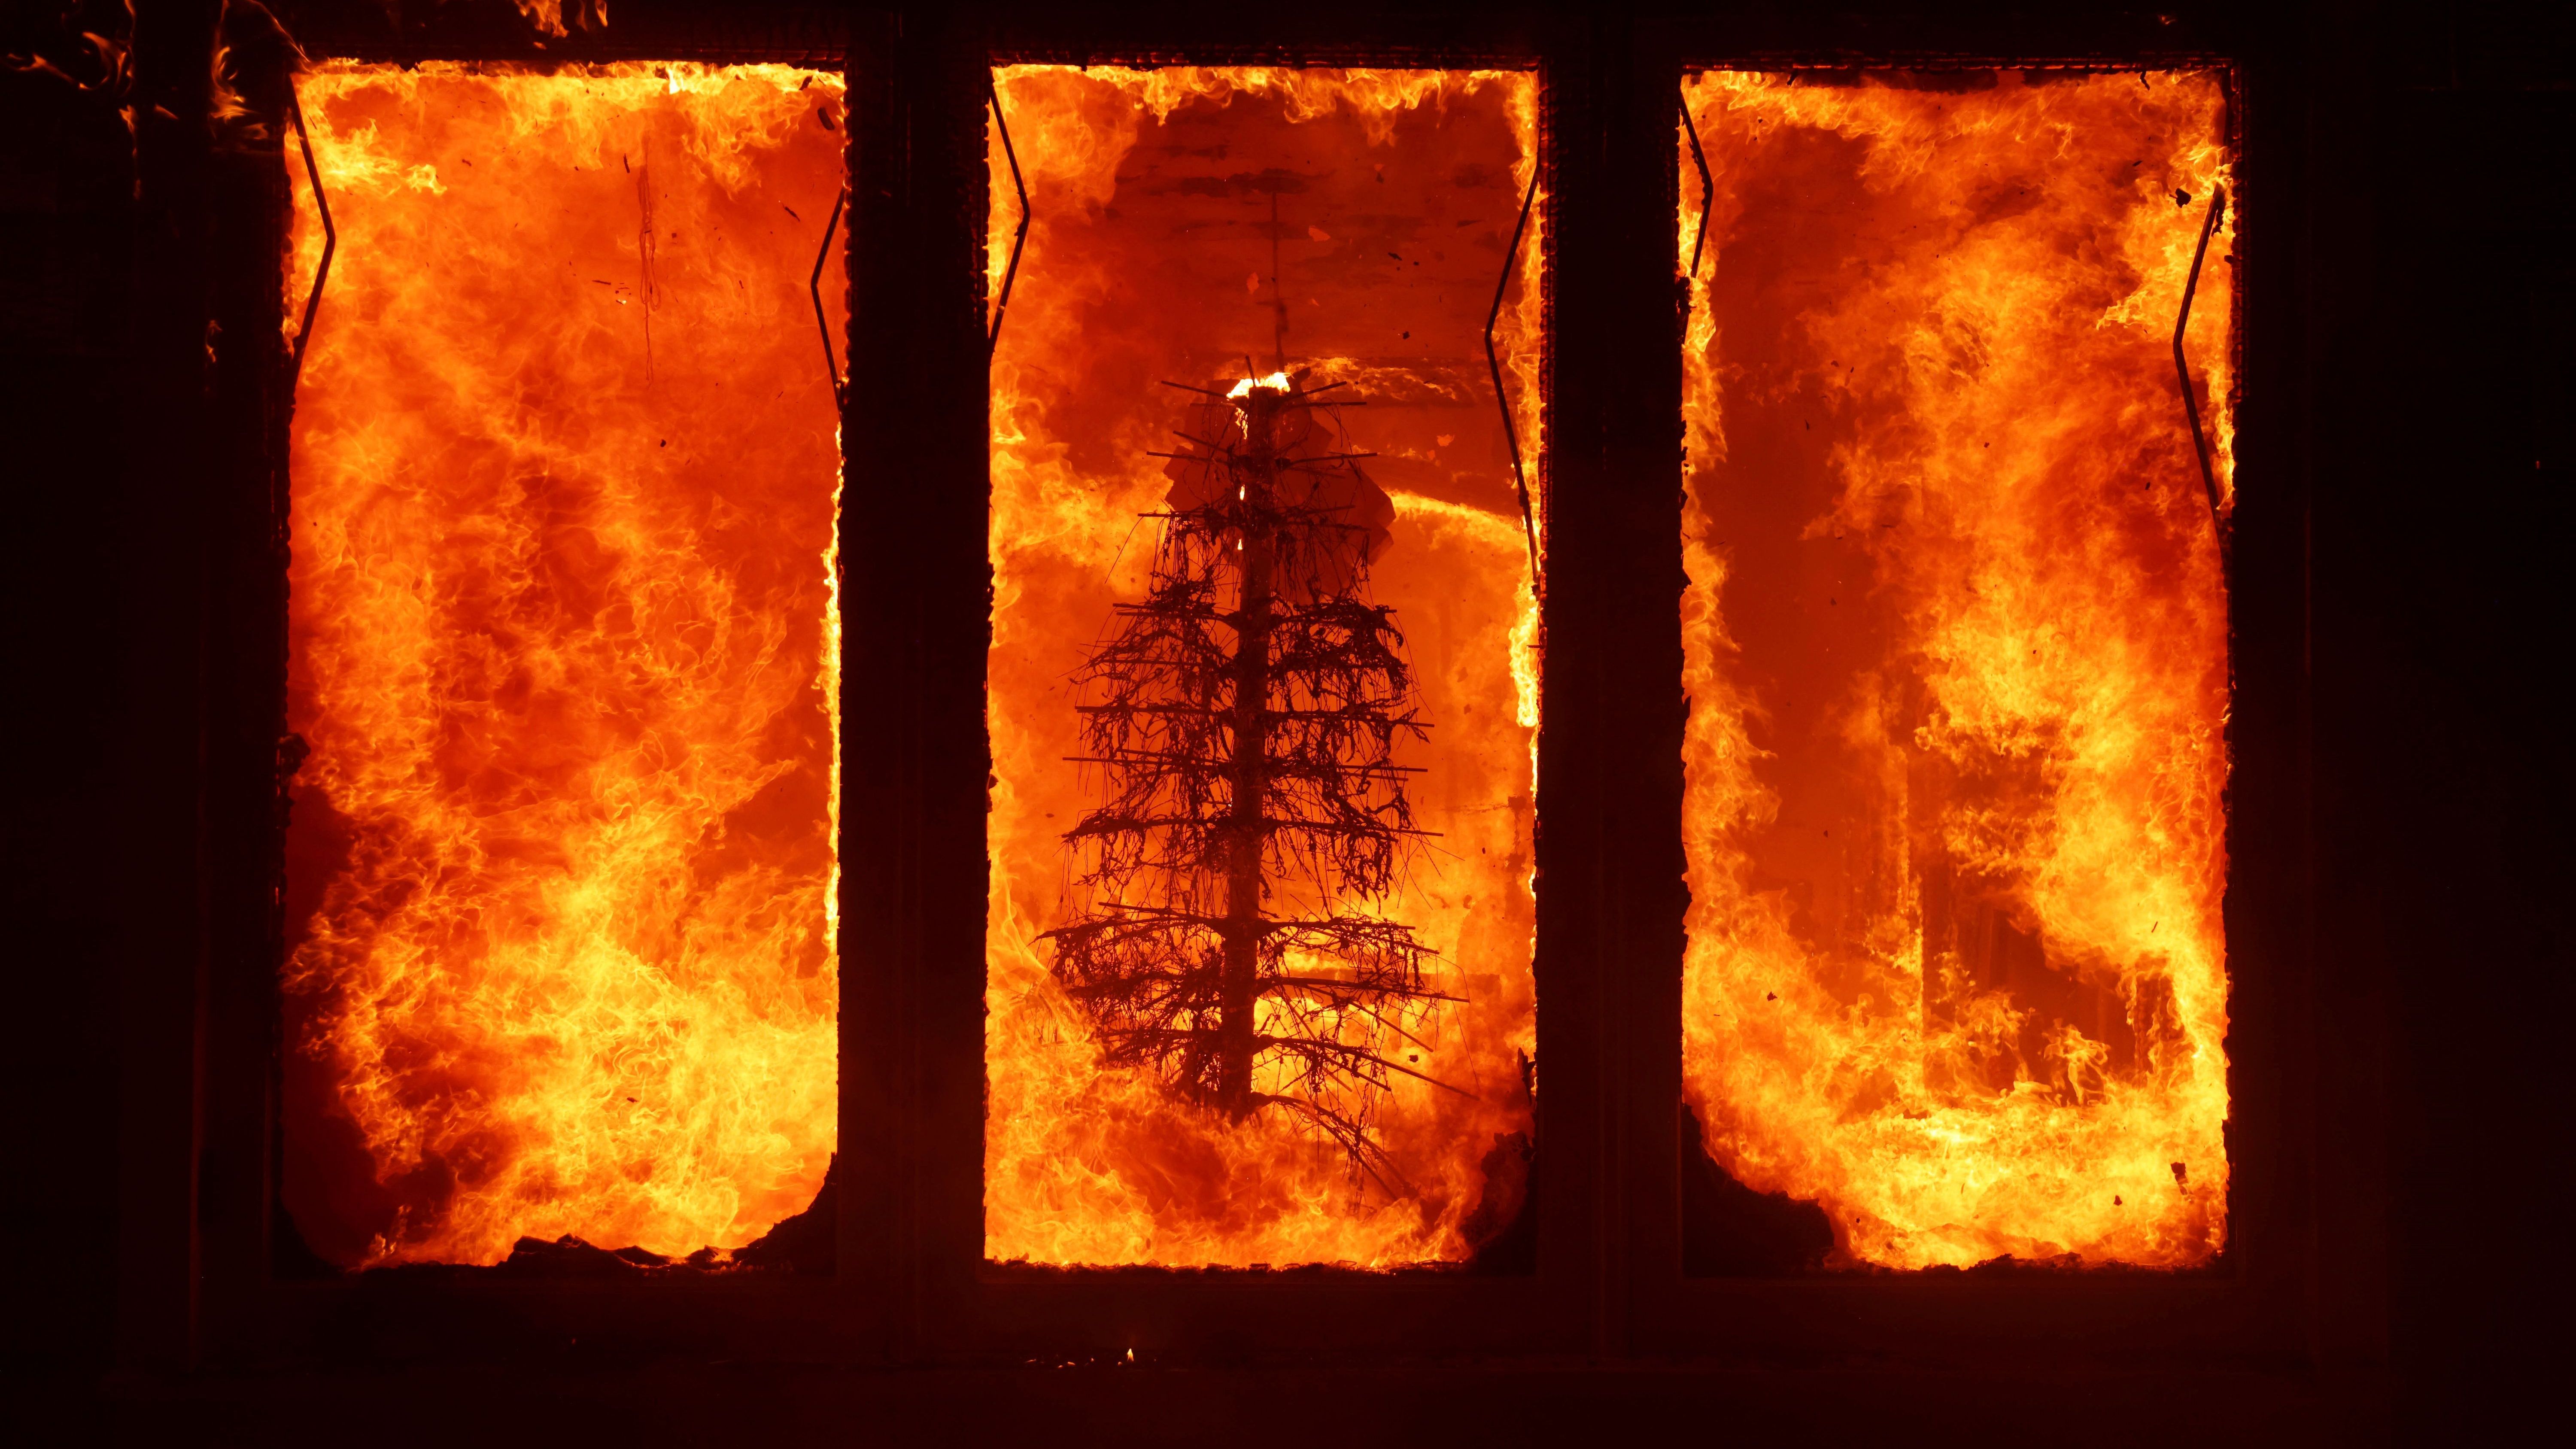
[
  {"x1": 281, "y1": 63, "x2": 846, "y2": 1266},
  {"x1": 1678, "y1": 70, "x2": 2234, "y2": 1269},
  {"x1": 985, "y1": 65, "x2": 1543, "y2": 1267}
]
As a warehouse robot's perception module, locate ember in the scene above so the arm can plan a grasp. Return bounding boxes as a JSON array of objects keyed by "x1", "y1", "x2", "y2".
[
  {"x1": 280, "y1": 63, "x2": 846, "y2": 1266},
  {"x1": 1677, "y1": 70, "x2": 2235, "y2": 1269},
  {"x1": 986, "y1": 66, "x2": 1543, "y2": 1267}
]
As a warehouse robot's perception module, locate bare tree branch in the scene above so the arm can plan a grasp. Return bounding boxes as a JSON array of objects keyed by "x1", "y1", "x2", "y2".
[{"x1": 1044, "y1": 377, "x2": 1454, "y2": 1176}]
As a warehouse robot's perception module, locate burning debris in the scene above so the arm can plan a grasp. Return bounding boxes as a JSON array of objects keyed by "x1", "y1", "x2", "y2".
[{"x1": 1048, "y1": 375, "x2": 1455, "y2": 1185}]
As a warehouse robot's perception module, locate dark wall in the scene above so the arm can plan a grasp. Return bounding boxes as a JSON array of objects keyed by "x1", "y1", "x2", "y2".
[
  {"x1": 0, "y1": 0, "x2": 143, "y2": 1385},
  {"x1": 2345, "y1": 25, "x2": 2573, "y2": 1438},
  {"x1": 0, "y1": 0, "x2": 2567, "y2": 1440}
]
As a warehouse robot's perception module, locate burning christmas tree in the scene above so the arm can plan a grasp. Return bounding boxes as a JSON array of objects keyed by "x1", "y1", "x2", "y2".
[{"x1": 1046, "y1": 372, "x2": 1455, "y2": 1183}]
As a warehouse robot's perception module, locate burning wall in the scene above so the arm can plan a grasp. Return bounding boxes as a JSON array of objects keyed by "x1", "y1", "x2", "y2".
[
  {"x1": 1678, "y1": 70, "x2": 2235, "y2": 1269},
  {"x1": 281, "y1": 63, "x2": 846, "y2": 1266},
  {"x1": 985, "y1": 66, "x2": 1543, "y2": 1267}
]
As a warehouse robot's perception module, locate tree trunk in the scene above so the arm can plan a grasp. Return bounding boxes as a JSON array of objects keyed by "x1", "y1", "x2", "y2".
[{"x1": 1217, "y1": 392, "x2": 1279, "y2": 1116}]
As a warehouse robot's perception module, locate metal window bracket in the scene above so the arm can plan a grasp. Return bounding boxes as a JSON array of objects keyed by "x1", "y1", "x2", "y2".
[
  {"x1": 287, "y1": 81, "x2": 335, "y2": 391},
  {"x1": 811, "y1": 186, "x2": 847, "y2": 409},
  {"x1": 1683, "y1": 94, "x2": 1713, "y2": 282},
  {"x1": 988, "y1": 73, "x2": 1030, "y2": 357},
  {"x1": 1485, "y1": 170, "x2": 1541, "y2": 583},
  {"x1": 2174, "y1": 185, "x2": 2228, "y2": 524}
]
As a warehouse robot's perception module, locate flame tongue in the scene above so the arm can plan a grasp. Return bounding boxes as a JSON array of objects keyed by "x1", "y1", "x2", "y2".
[{"x1": 1227, "y1": 371, "x2": 1293, "y2": 398}]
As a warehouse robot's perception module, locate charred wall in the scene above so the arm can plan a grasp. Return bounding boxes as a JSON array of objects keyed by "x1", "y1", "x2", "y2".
[
  {"x1": 2333, "y1": 18, "x2": 2574, "y2": 1435},
  {"x1": 0, "y1": 0, "x2": 135, "y2": 1378}
]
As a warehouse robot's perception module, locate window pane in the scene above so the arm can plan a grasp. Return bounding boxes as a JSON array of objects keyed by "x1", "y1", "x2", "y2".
[
  {"x1": 281, "y1": 64, "x2": 846, "y2": 1267},
  {"x1": 986, "y1": 66, "x2": 1543, "y2": 1267},
  {"x1": 1679, "y1": 70, "x2": 2233, "y2": 1270}
]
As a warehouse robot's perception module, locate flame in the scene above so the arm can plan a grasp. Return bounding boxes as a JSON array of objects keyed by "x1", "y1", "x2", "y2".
[
  {"x1": 281, "y1": 62, "x2": 846, "y2": 1266},
  {"x1": 513, "y1": 1, "x2": 608, "y2": 39},
  {"x1": 1678, "y1": 70, "x2": 2234, "y2": 1269},
  {"x1": 1227, "y1": 370, "x2": 1293, "y2": 398},
  {"x1": 986, "y1": 65, "x2": 1543, "y2": 1266}
]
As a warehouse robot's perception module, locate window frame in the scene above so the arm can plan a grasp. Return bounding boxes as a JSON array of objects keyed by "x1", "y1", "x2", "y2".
[
  {"x1": 870, "y1": 15, "x2": 1602, "y2": 1364},
  {"x1": 138, "y1": 3, "x2": 2354, "y2": 1378},
  {"x1": 185, "y1": 11, "x2": 874, "y2": 1368},
  {"x1": 1625, "y1": 15, "x2": 2325, "y2": 1365}
]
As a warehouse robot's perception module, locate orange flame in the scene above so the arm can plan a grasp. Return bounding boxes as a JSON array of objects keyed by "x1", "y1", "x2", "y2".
[
  {"x1": 1678, "y1": 70, "x2": 2234, "y2": 1269},
  {"x1": 985, "y1": 65, "x2": 1543, "y2": 1266},
  {"x1": 512, "y1": 2, "x2": 608, "y2": 39},
  {"x1": 282, "y1": 63, "x2": 845, "y2": 1265}
]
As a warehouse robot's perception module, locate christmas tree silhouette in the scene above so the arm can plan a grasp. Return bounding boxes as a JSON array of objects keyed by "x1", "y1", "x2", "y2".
[{"x1": 1046, "y1": 373, "x2": 1456, "y2": 1184}]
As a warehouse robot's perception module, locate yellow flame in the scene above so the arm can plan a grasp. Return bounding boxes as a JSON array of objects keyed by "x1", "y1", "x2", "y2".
[{"x1": 1227, "y1": 370, "x2": 1294, "y2": 398}]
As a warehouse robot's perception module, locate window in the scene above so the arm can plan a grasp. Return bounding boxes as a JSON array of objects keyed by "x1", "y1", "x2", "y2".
[
  {"x1": 279, "y1": 63, "x2": 848, "y2": 1267},
  {"x1": 1677, "y1": 68, "x2": 2236, "y2": 1271},
  {"x1": 983, "y1": 65, "x2": 1544, "y2": 1268}
]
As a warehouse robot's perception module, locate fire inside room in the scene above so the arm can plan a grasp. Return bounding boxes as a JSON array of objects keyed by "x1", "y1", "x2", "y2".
[
  {"x1": 1678, "y1": 70, "x2": 2234, "y2": 1270},
  {"x1": 983, "y1": 66, "x2": 1543, "y2": 1268},
  {"x1": 280, "y1": 63, "x2": 847, "y2": 1267},
  {"x1": 273, "y1": 55, "x2": 2225, "y2": 1276}
]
